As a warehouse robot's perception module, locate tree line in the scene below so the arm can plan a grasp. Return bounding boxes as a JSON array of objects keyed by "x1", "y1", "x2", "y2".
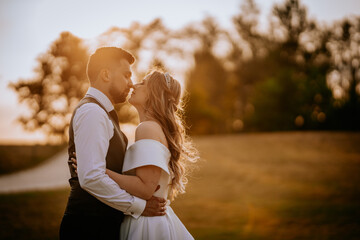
[{"x1": 10, "y1": 0, "x2": 360, "y2": 142}]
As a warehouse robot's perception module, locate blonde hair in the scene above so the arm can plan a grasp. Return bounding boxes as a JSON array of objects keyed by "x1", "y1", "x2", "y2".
[{"x1": 144, "y1": 70, "x2": 199, "y2": 200}]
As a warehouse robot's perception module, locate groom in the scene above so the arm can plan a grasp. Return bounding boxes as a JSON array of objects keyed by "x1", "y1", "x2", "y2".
[{"x1": 59, "y1": 47, "x2": 166, "y2": 240}]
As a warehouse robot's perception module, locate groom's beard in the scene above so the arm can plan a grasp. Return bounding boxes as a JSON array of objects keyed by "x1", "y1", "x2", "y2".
[{"x1": 109, "y1": 85, "x2": 128, "y2": 104}]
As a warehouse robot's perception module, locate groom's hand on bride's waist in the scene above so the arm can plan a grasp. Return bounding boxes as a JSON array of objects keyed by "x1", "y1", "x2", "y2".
[
  {"x1": 70, "y1": 152, "x2": 167, "y2": 216},
  {"x1": 142, "y1": 196, "x2": 167, "y2": 217},
  {"x1": 70, "y1": 162, "x2": 167, "y2": 217}
]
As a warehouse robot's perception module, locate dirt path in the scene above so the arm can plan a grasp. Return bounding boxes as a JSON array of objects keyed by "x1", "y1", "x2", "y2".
[{"x1": 0, "y1": 149, "x2": 70, "y2": 193}]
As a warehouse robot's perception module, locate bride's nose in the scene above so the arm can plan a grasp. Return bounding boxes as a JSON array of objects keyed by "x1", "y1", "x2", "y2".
[{"x1": 128, "y1": 81, "x2": 134, "y2": 89}]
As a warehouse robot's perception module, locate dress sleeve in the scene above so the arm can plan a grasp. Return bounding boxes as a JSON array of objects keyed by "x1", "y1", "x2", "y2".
[{"x1": 122, "y1": 139, "x2": 171, "y2": 174}]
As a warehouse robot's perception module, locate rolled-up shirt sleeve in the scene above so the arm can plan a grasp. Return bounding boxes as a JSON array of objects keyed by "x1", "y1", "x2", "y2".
[{"x1": 73, "y1": 103, "x2": 146, "y2": 219}]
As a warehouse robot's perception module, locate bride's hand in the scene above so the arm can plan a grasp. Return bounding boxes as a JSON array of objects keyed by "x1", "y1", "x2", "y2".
[{"x1": 70, "y1": 152, "x2": 77, "y2": 174}]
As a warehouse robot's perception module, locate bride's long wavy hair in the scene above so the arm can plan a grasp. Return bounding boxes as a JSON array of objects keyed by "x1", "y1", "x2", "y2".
[{"x1": 144, "y1": 70, "x2": 199, "y2": 200}]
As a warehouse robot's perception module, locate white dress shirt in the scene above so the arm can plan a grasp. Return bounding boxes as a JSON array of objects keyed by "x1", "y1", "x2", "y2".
[{"x1": 73, "y1": 87, "x2": 146, "y2": 219}]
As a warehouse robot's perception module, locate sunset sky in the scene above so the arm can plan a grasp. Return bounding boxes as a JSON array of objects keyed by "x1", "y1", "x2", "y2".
[{"x1": 1, "y1": 0, "x2": 359, "y2": 143}]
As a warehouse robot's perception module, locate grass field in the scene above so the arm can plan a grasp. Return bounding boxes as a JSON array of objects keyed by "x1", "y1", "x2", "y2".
[
  {"x1": 0, "y1": 144, "x2": 65, "y2": 174},
  {"x1": 0, "y1": 132, "x2": 359, "y2": 240}
]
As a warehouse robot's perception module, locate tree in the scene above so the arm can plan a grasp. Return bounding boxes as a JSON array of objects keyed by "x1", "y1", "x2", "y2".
[
  {"x1": 231, "y1": 0, "x2": 334, "y2": 131},
  {"x1": 185, "y1": 50, "x2": 230, "y2": 134},
  {"x1": 326, "y1": 18, "x2": 360, "y2": 130},
  {"x1": 10, "y1": 32, "x2": 89, "y2": 143},
  {"x1": 184, "y1": 17, "x2": 234, "y2": 134}
]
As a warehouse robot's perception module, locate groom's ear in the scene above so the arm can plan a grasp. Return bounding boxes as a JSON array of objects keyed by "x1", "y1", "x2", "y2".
[{"x1": 99, "y1": 69, "x2": 111, "y2": 82}]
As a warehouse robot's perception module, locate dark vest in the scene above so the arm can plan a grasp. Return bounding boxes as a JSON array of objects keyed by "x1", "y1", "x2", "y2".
[{"x1": 64, "y1": 96, "x2": 128, "y2": 219}]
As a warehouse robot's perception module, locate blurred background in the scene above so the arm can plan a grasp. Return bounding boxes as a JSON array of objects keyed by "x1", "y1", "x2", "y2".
[{"x1": 0, "y1": 0, "x2": 359, "y2": 239}]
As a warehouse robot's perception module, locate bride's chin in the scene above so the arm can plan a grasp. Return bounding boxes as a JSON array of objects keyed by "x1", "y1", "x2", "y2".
[{"x1": 128, "y1": 97, "x2": 135, "y2": 105}]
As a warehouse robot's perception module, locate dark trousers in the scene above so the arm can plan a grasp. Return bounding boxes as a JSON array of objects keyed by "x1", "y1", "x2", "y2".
[{"x1": 59, "y1": 214, "x2": 122, "y2": 240}]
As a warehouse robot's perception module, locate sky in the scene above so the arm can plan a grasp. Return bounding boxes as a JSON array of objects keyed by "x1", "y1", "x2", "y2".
[{"x1": 0, "y1": 0, "x2": 359, "y2": 144}]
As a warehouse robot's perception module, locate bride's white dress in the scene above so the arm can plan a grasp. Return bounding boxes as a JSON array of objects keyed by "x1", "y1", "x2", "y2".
[{"x1": 120, "y1": 139, "x2": 194, "y2": 240}]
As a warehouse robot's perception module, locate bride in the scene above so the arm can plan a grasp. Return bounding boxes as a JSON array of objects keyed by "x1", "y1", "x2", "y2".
[{"x1": 75, "y1": 70, "x2": 199, "y2": 239}]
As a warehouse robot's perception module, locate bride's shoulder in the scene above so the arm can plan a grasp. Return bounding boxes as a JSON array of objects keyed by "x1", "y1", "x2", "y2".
[
  {"x1": 136, "y1": 121, "x2": 162, "y2": 133},
  {"x1": 135, "y1": 121, "x2": 167, "y2": 145}
]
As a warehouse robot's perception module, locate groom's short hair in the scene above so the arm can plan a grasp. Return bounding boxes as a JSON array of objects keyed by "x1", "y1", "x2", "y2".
[{"x1": 86, "y1": 47, "x2": 135, "y2": 83}]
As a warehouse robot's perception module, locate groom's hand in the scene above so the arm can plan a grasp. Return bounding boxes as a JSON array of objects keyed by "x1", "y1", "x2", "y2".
[{"x1": 142, "y1": 196, "x2": 167, "y2": 217}]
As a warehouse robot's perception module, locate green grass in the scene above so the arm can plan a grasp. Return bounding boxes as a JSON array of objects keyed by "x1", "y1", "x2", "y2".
[
  {"x1": 0, "y1": 132, "x2": 359, "y2": 240},
  {"x1": 0, "y1": 189, "x2": 69, "y2": 240},
  {"x1": 0, "y1": 144, "x2": 65, "y2": 174}
]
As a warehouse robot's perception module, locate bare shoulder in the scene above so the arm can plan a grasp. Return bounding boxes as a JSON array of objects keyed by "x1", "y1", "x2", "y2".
[{"x1": 135, "y1": 121, "x2": 167, "y2": 146}]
